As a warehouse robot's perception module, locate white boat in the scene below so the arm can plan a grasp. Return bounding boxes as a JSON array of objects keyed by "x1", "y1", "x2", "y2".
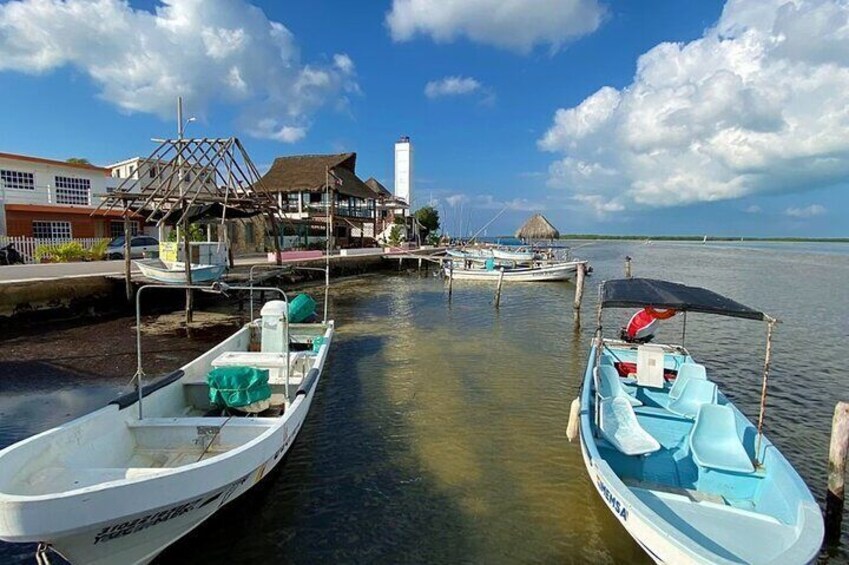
[
  {"x1": 572, "y1": 278, "x2": 823, "y2": 563},
  {"x1": 0, "y1": 293, "x2": 334, "y2": 564},
  {"x1": 445, "y1": 248, "x2": 493, "y2": 260},
  {"x1": 135, "y1": 258, "x2": 226, "y2": 284},
  {"x1": 492, "y1": 248, "x2": 536, "y2": 262},
  {"x1": 445, "y1": 260, "x2": 580, "y2": 282}
]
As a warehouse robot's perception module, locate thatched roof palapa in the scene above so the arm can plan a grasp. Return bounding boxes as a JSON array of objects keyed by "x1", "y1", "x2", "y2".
[
  {"x1": 259, "y1": 152, "x2": 375, "y2": 200},
  {"x1": 364, "y1": 177, "x2": 392, "y2": 198},
  {"x1": 515, "y1": 213, "x2": 560, "y2": 240}
]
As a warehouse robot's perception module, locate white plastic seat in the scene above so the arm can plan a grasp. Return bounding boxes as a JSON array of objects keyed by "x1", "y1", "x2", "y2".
[
  {"x1": 668, "y1": 379, "x2": 717, "y2": 419},
  {"x1": 689, "y1": 404, "x2": 754, "y2": 473},
  {"x1": 668, "y1": 362, "x2": 707, "y2": 401},
  {"x1": 600, "y1": 397, "x2": 661, "y2": 456},
  {"x1": 597, "y1": 365, "x2": 642, "y2": 407}
]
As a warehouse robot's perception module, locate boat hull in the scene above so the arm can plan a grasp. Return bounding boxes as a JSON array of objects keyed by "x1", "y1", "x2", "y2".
[
  {"x1": 445, "y1": 262, "x2": 578, "y2": 282},
  {"x1": 134, "y1": 259, "x2": 225, "y2": 284},
  {"x1": 0, "y1": 324, "x2": 334, "y2": 564}
]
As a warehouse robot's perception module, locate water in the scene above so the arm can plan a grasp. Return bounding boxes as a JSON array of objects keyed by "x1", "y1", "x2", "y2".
[{"x1": 1, "y1": 241, "x2": 848, "y2": 563}]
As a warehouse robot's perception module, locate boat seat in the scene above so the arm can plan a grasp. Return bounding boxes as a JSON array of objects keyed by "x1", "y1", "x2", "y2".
[
  {"x1": 668, "y1": 362, "x2": 707, "y2": 401},
  {"x1": 599, "y1": 397, "x2": 660, "y2": 456},
  {"x1": 597, "y1": 365, "x2": 642, "y2": 407},
  {"x1": 667, "y1": 379, "x2": 717, "y2": 419},
  {"x1": 689, "y1": 404, "x2": 754, "y2": 474}
]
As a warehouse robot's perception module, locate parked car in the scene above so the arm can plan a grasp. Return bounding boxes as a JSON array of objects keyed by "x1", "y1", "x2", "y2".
[{"x1": 107, "y1": 235, "x2": 159, "y2": 260}]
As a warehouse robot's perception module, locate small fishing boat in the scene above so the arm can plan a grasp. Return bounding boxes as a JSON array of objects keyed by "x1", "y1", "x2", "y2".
[
  {"x1": 0, "y1": 285, "x2": 333, "y2": 564},
  {"x1": 446, "y1": 248, "x2": 493, "y2": 260},
  {"x1": 445, "y1": 260, "x2": 581, "y2": 282},
  {"x1": 135, "y1": 258, "x2": 226, "y2": 284},
  {"x1": 570, "y1": 278, "x2": 823, "y2": 564},
  {"x1": 492, "y1": 247, "x2": 536, "y2": 262}
]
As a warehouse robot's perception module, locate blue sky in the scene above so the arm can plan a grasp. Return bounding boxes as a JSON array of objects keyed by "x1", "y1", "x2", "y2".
[{"x1": 0, "y1": 0, "x2": 846, "y2": 237}]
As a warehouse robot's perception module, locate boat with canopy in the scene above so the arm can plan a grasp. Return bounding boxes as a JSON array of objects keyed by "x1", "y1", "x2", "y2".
[
  {"x1": 0, "y1": 283, "x2": 334, "y2": 564},
  {"x1": 570, "y1": 278, "x2": 823, "y2": 564}
]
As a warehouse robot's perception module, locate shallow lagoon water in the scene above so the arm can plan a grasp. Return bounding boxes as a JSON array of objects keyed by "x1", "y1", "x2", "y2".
[{"x1": 1, "y1": 241, "x2": 848, "y2": 563}]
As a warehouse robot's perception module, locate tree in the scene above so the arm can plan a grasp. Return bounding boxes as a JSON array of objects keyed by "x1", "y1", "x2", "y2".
[
  {"x1": 66, "y1": 157, "x2": 91, "y2": 165},
  {"x1": 388, "y1": 225, "x2": 403, "y2": 247},
  {"x1": 413, "y1": 206, "x2": 440, "y2": 236}
]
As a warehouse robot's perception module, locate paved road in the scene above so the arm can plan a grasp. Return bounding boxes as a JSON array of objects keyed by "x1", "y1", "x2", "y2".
[{"x1": 0, "y1": 260, "x2": 141, "y2": 283}]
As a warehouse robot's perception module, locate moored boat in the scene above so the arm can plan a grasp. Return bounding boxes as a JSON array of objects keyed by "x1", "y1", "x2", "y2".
[
  {"x1": 572, "y1": 278, "x2": 823, "y2": 564},
  {"x1": 135, "y1": 258, "x2": 226, "y2": 284},
  {"x1": 444, "y1": 260, "x2": 581, "y2": 282},
  {"x1": 0, "y1": 286, "x2": 333, "y2": 564},
  {"x1": 492, "y1": 247, "x2": 536, "y2": 262}
]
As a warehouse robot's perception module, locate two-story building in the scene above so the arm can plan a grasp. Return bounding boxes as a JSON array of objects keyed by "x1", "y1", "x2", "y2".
[
  {"x1": 259, "y1": 153, "x2": 379, "y2": 248},
  {"x1": 0, "y1": 152, "x2": 135, "y2": 239}
]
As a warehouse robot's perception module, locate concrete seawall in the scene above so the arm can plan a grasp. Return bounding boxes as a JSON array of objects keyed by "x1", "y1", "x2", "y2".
[{"x1": 0, "y1": 249, "x2": 443, "y2": 326}]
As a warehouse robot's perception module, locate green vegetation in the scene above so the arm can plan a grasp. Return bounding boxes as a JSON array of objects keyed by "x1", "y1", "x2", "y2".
[
  {"x1": 388, "y1": 225, "x2": 403, "y2": 246},
  {"x1": 413, "y1": 206, "x2": 440, "y2": 236},
  {"x1": 166, "y1": 224, "x2": 205, "y2": 242},
  {"x1": 35, "y1": 240, "x2": 109, "y2": 263},
  {"x1": 65, "y1": 157, "x2": 92, "y2": 165}
]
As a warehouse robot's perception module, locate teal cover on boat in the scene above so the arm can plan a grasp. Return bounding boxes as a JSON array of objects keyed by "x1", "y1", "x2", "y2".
[
  {"x1": 289, "y1": 294, "x2": 316, "y2": 323},
  {"x1": 485, "y1": 258, "x2": 496, "y2": 271},
  {"x1": 207, "y1": 366, "x2": 271, "y2": 409}
]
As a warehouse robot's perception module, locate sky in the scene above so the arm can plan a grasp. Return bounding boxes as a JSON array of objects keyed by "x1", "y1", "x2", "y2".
[{"x1": 0, "y1": 0, "x2": 847, "y2": 237}]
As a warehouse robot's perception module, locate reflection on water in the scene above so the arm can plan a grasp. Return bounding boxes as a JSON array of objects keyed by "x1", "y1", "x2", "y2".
[{"x1": 1, "y1": 242, "x2": 848, "y2": 563}]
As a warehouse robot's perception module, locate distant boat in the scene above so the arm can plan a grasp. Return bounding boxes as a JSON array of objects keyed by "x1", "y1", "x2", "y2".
[
  {"x1": 445, "y1": 260, "x2": 581, "y2": 282},
  {"x1": 135, "y1": 259, "x2": 226, "y2": 284},
  {"x1": 571, "y1": 278, "x2": 823, "y2": 564},
  {"x1": 703, "y1": 235, "x2": 708, "y2": 245}
]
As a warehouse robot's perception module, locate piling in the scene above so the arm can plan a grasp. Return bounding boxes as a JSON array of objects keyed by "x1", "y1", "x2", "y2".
[
  {"x1": 123, "y1": 217, "x2": 132, "y2": 302},
  {"x1": 448, "y1": 263, "x2": 454, "y2": 301},
  {"x1": 494, "y1": 269, "x2": 505, "y2": 308},
  {"x1": 418, "y1": 257, "x2": 423, "y2": 271},
  {"x1": 625, "y1": 256, "x2": 632, "y2": 279},
  {"x1": 573, "y1": 262, "x2": 586, "y2": 322},
  {"x1": 826, "y1": 401, "x2": 849, "y2": 544}
]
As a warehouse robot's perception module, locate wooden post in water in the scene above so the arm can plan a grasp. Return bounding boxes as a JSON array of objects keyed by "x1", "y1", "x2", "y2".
[
  {"x1": 494, "y1": 269, "x2": 505, "y2": 308},
  {"x1": 448, "y1": 263, "x2": 454, "y2": 301},
  {"x1": 624, "y1": 256, "x2": 632, "y2": 278},
  {"x1": 573, "y1": 262, "x2": 586, "y2": 323},
  {"x1": 826, "y1": 401, "x2": 849, "y2": 544}
]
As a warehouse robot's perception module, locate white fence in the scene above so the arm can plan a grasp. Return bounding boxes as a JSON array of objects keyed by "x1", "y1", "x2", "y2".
[{"x1": 0, "y1": 236, "x2": 110, "y2": 264}]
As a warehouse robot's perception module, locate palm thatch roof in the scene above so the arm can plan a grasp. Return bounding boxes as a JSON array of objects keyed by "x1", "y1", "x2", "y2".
[
  {"x1": 259, "y1": 152, "x2": 374, "y2": 199},
  {"x1": 365, "y1": 177, "x2": 392, "y2": 198},
  {"x1": 515, "y1": 213, "x2": 560, "y2": 240}
]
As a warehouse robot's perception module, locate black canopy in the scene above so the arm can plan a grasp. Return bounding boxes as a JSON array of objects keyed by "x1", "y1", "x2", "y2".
[{"x1": 601, "y1": 278, "x2": 767, "y2": 321}]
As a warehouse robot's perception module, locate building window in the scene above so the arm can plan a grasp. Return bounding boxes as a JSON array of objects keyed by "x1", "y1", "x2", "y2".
[
  {"x1": 110, "y1": 221, "x2": 138, "y2": 239},
  {"x1": 54, "y1": 176, "x2": 91, "y2": 206},
  {"x1": 113, "y1": 170, "x2": 121, "y2": 178},
  {"x1": 1, "y1": 170, "x2": 35, "y2": 190},
  {"x1": 33, "y1": 221, "x2": 72, "y2": 240},
  {"x1": 149, "y1": 166, "x2": 157, "y2": 178}
]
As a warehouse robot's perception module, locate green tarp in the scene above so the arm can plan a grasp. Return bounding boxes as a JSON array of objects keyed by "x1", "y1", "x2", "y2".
[{"x1": 207, "y1": 366, "x2": 271, "y2": 409}]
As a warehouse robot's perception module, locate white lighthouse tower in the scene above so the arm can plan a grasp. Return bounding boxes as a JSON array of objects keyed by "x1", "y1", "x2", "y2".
[{"x1": 394, "y1": 136, "x2": 413, "y2": 208}]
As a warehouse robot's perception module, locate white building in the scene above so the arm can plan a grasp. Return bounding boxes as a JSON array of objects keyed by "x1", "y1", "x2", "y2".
[
  {"x1": 394, "y1": 136, "x2": 413, "y2": 209},
  {"x1": 0, "y1": 152, "x2": 128, "y2": 239}
]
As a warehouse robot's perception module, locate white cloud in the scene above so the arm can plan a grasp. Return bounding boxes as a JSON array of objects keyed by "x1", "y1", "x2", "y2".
[
  {"x1": 785, "y1": 204, "x2": 826, "y2": 218},
  {"x1": 0, "y1": 0, "x2": 358, "y2": 143},
  {"x1": 744, "y1": 204, "x2": 762, "y2": 213},
  {"x1": 425, "y1": 76, "x2": 481, "y2": 98},
  {"x1": 386, "y1": 0, "x2": 605, "y2": 53},
  {"x1": 441, "y1": 192, "x2": 544, "y2": 212},
  {"x1": 539, "y1": 0, "x2": 849, "y2": 212}
]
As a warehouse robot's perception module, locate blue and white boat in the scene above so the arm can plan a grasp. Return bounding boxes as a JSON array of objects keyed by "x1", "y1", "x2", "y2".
[{"x1": 571, "y1": 278, "x2": 823, "y2": 564}]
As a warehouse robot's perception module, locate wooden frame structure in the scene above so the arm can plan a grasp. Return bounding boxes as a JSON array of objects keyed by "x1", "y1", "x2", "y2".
[{"x1": 93, "y1": 137, "x2": 284, "y2": 321}]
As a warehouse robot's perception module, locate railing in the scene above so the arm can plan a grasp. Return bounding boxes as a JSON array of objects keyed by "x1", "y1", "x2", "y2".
[
  {"x1": 278, "y1": 202, "x2": 376, "y2": 219},
  {"x1": 0, "y1": 235, "x2": 110, "y2": 264}
]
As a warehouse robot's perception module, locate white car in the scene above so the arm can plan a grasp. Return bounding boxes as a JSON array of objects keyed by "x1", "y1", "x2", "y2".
[{"x1": 106, "y1": 235, "x2": 159, "y2": 259}]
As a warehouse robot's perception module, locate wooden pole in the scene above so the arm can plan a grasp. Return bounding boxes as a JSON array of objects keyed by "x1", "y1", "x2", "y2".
[
  {"x1": 624, "y1": 255, "x2": 632, "y2": 278},
  {"x1": 123, "y1": 215, "x2": 132, "y2": 302},
  {"x1": 754, "y1": 319, "x2": 775, "y2": 464},
  {"x1": 494, "y1": 269, "x2": 505, "y2": 308},
  {"x1": 826, "y1": 401, "x2": 849, "y2": 544},
  {"x1": 573, "y1": 262, "x2": 586, "y2": 322},
  {"x1": 448, "y1": 263, "x2": 454, "y2": 301}
]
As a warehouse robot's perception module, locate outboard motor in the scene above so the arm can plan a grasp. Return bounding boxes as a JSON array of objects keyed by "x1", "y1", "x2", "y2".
[{"x1": 260, "y1": 300, "x2": 288, "y2": 353}]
